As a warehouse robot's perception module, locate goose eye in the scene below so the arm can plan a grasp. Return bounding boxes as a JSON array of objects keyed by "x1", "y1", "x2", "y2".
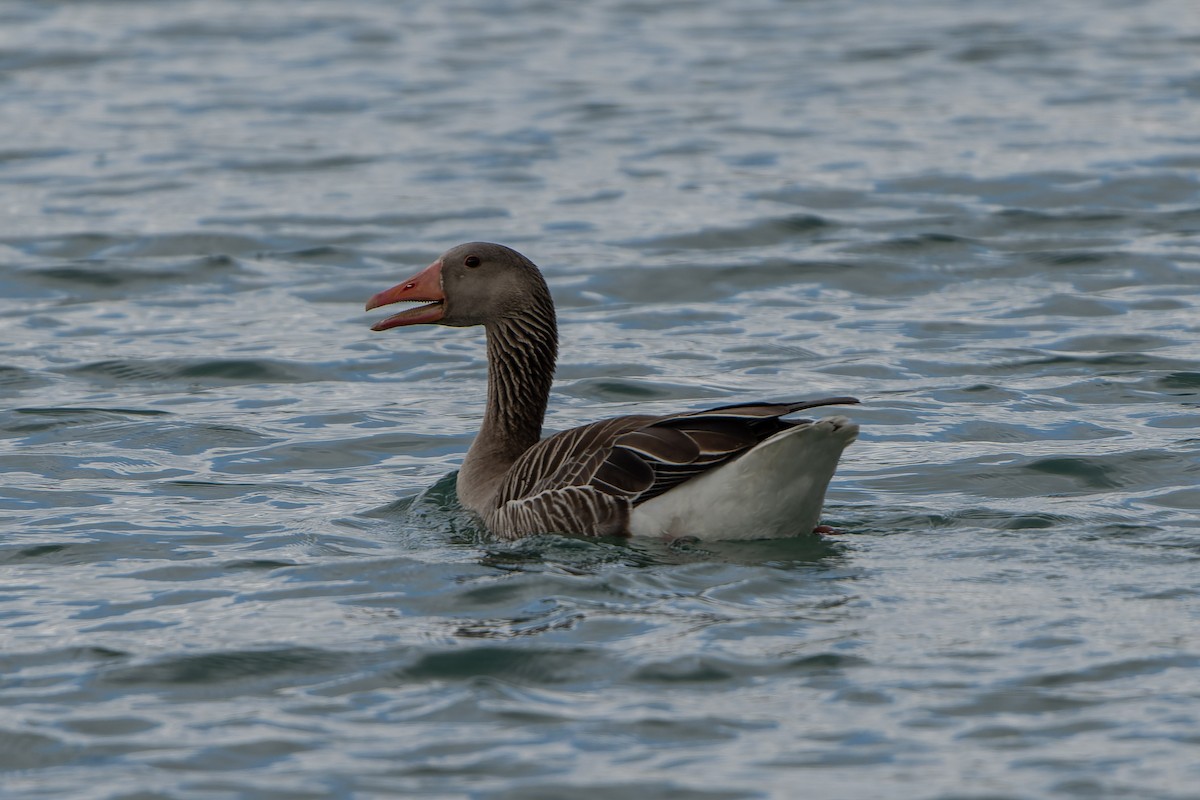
[{"x1": 464, "y1": 255, "x2": 481, "y2": 268}]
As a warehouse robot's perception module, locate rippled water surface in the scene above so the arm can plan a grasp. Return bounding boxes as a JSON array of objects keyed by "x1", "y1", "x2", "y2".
[{"x1": 3, "y1": 1, "x2": 1200, "y2": 797}]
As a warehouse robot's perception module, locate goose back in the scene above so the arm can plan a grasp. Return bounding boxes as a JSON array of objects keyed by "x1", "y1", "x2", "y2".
[{"x1": 484, "y1": 396, "x2": 858, "y2": 539}]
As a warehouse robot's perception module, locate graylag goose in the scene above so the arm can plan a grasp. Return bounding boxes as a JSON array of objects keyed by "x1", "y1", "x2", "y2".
[{"x1": 367, "y1": 242, "x2": 859, "y2": 541}]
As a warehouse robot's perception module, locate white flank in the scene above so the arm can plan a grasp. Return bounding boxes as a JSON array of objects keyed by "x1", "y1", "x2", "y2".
[{"x1": 628, "y1": 416, "x2": 859, "y2": 541}]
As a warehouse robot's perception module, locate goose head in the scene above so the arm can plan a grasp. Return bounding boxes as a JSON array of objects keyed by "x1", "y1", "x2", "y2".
[{"x1": 366, "y1": 242, "x2": 550, "y2": 331}]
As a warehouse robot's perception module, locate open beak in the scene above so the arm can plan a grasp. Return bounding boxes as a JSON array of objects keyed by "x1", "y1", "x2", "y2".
[{"x1": 366, "y1": 259, "x2": 446, "y2": 331}]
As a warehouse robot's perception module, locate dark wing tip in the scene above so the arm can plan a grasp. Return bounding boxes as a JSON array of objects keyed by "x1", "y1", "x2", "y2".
[{"x1": 785, "y1": 396, "x2": 860, "y2": 413}]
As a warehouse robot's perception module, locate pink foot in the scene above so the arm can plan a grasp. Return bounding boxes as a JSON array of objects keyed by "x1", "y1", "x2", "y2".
[{"x1": 813, "y1": 524, "x2": 842, "y2": 535}]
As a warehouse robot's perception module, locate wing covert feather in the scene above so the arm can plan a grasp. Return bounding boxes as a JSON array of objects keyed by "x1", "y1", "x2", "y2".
[{"x1": 487, "y1": 485, "x2": 630, "y2": 540}]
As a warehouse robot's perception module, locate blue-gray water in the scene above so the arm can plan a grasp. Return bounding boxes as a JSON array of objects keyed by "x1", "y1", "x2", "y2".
[{"x1": 3, "y1": 1, "x2": 1199, "y2": 797}]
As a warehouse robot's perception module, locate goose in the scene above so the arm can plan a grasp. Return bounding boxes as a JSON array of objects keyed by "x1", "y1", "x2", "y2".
[{"x1": 366, "y1": 242, "x2": 859, "y2": 541}]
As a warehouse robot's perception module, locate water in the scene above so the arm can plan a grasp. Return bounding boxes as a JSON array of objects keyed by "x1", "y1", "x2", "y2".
[{"x1": 2, "y1": 0, "x2": 1199, "y2": 797}]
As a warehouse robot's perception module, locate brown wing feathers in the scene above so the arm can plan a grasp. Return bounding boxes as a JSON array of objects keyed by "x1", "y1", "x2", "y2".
[
  {"x1": 590, "y1": 445, "x2": 656, "y2": 495},
  {"x1": 587, "y1": 399, "x2": 859, "y2": 501},
  {"x1": 489, "y1": 396, "x2": 858, "y2": 537}
]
